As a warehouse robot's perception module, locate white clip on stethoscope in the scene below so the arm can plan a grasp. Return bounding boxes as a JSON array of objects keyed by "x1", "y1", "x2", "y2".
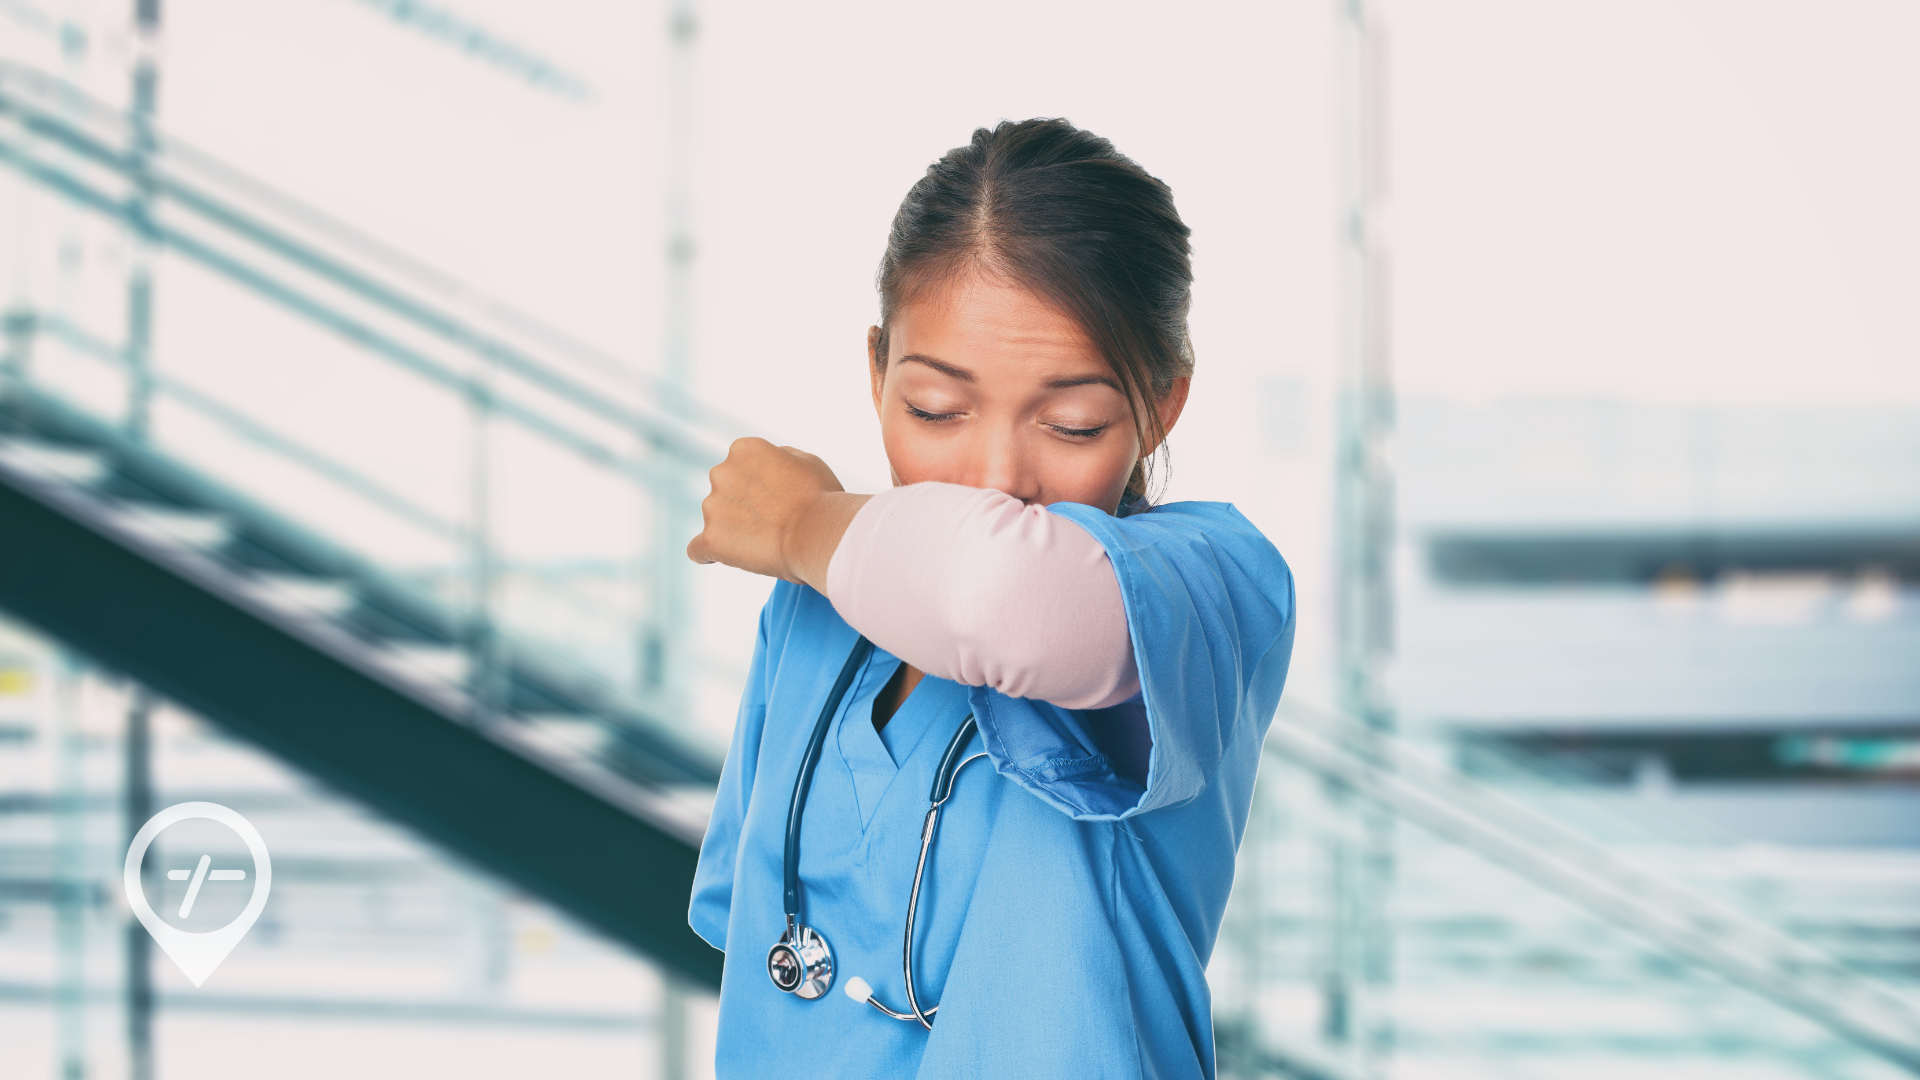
[{"x1": 766, "y1": 637, "x2": 990, "y2": 1029}]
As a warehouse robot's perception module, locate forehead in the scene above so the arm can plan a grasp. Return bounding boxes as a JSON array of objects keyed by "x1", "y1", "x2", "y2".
[{"x1": 889, "y1": 271, "x2": 1103, "y2": 369}]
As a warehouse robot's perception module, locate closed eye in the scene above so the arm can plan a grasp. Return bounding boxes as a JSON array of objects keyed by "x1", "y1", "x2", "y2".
[
  {"x1": 1048, "y1": 422, "x2": 1108, "y2": 438},
  {"x1": 905, "y1": 402, "x2": 962, "y2": 424}
]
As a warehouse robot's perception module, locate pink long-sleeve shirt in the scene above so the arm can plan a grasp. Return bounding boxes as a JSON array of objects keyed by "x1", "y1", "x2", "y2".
[{"x1": 824, "y1": 482, "x2": 1140, "y2": 711}]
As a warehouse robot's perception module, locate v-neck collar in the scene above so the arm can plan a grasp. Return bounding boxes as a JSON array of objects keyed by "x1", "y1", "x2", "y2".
[{"x1": 833, "y1": 649, "x2": 967, "y2": 829}]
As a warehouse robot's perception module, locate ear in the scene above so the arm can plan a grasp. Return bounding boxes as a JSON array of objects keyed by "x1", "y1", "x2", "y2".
[
  {"x1": 867, "y1": 326, "x2": 887, "y2": 416},
  {"x1": 1141, "y1": 376, "x2": 1192, "y2": 458}
]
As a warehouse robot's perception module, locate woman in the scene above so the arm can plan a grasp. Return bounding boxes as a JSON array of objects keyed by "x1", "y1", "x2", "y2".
[{"x1": 687, "y1": 118, "x2": 1295, "y2": 1079}]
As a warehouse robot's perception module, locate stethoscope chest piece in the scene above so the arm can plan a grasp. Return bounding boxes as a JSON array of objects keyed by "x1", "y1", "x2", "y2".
[
  {"x1": 767, "y1": 916, "x2": 834, "y2": 999},
  {"x1": 771, "y1": 636, "x2": 988, "y2": 1025}
]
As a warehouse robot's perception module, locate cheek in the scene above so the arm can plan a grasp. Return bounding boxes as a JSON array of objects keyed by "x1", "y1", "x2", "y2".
[
  {"x1": 877, "y1": 409, "x2": 952, "y2": 484},
  {"x1": 1048, "y1": 438, "x2": 1140, "y2": 503}
]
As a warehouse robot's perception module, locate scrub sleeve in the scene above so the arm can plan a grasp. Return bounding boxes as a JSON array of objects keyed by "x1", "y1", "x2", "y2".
[{"x1": 967, "y1": 501, "x2": 1297, "y2": 823}]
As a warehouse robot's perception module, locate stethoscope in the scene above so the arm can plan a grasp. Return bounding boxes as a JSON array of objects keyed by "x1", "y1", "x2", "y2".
[{"x1": 765, "y1": 636, "x2": 991, "y2": 1029}]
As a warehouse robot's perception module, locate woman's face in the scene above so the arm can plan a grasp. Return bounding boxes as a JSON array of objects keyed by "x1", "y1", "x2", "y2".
[{"x1": 869, "y1": 272, "x2": 1188, "y2": 515}]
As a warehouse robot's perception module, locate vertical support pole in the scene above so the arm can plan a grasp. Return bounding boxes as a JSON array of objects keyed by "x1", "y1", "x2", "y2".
[
  {"x1": 646, "y1": 0, "x2": 698, "y2": 709},
  {"x1": 1220, "y1": 768, "x2": 1278, "y2": 1078},
  {"x1": 125, "y1": 689, "x2": 156, "y2": 1080},
  {"x1": 53, "y1": 654, "x2": 87, "y2": 1080},
  {"x1": 0, "y1": 3, "x2": 58, "y2": 402},
  {"x1": 659, "y1": 976, "x2": 688, "y2": 1080},
  {"x1": 472, "y1": 886, "x2": 510, "y2": 1002},
  {"x1": 1, "y1": 307, "x2": 33, "y2": 400},
  {"x1": 1336, "y1": 0, "x2": 1393, "y2": 741},
  {"x1": 125, "y1": 0, "x2": 162, "y2": 439},
  {"x1": 1331, "y1": 0, "x2": 1395, "y2": 1072},
  {"x1": 663, "y1": 0, "x2": 696, "y2": 398},
  {"x1": 3, "y1": 154, "x2": 29, "y2": 375},
  {"x1": 51, "y1": 0, "x2": 87, "y2": 340},
  {"x1": 466, "y1": 369, "x2": 499, "y2": 719}
]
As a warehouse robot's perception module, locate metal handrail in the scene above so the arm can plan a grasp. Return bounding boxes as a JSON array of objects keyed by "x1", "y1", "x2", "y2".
[
  {"x1": 0, "y1": 60, "x2": 739, "y2": 469},
  {"x1": 27, "y1": 313, "x2": 680, "y2": 695},
  {"x1": 1266, "y1": 699, "x2": 1920, "y2": 1075},
  {"x1": 0, "y1": 58, "x2": 732, "y2": 764},
  {"x1": 35, "y1": 313, "x2": 463, "y2": 544},
  {"x1": 0, "y1": 132, "x2": 703, "y2": 495},
  {"x1": 0, "y1": 378, "x2": 721, "y2": 785}
]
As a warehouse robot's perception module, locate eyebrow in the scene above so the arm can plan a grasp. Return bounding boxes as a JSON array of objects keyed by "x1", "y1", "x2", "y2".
[
  {"x1": 1045, "y1": 374, "x2": 1123, "y2": 392},
  {"x1": 898, "y1": 354, "x2": 975, "y2": 382},
  {"x1": 899, "y1": 354, "x2": 1121, "y2": 393}
]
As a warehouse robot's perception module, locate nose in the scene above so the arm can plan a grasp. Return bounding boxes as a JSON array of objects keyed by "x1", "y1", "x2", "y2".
[{"x1": 974, "y1": 426, "x2": 1040, "y2": 504}]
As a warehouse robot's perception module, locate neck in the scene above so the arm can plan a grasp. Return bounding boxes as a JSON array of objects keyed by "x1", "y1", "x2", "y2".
[{"x1": 872, "y1": 663, "x2": 924, "y2": 732}]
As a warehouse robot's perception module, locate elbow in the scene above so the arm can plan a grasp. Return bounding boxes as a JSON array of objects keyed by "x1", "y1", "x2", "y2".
[
  {"x1": 939, "y1": 548, "x2": 1137, "y2": 708},
  {"x1": 936, "y1": 555, "x2": 1025, "y2": 684}
]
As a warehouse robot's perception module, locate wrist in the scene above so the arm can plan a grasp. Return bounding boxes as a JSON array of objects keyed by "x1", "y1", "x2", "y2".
[{"x1": 786, "y1": 490, "x2": 869, "y2": 593}]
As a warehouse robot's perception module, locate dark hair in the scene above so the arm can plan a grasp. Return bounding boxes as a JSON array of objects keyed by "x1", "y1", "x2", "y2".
[{"x1": 874, "y1": 118, "x2": 1194, "y2": 503}]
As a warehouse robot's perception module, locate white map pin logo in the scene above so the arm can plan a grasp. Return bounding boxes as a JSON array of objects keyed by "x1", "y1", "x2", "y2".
[{"x1": 124, "y1": 802, "x2": 272, "y2": 987}]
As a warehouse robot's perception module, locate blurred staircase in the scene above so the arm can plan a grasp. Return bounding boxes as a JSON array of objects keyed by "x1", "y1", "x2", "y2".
[
  {"x1": 0, "y1": 382, "x2": 723, "y2": 985},
  {"x1": 0, "y1": 60, "x2": 728, "y2": 986}
]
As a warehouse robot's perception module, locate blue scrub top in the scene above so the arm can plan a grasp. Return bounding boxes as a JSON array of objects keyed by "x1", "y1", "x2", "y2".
[{"x1": 690, "y1": 500, "x2": 1296, "y2": 1079}]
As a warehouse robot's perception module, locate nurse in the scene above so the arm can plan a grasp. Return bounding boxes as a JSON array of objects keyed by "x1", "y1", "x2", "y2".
[{"x1": 686, "y1": 118, "x2": 1295, "y2": 1079}]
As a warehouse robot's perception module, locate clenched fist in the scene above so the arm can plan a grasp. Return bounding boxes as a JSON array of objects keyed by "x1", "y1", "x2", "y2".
[{"x1": 686, "y1": 438, "x2": 869, "y2": 593}]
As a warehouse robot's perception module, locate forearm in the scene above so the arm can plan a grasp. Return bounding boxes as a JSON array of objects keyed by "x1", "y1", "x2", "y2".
[{"x1": 825, "y1": 483, "x2": 1139, "y2": 709}]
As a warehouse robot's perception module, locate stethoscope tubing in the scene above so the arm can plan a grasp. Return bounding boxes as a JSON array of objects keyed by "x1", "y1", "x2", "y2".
[
  {"x1": 778, "y1": 634, "x2": 991, "y2": 1028},
  {"x1": 784, "y1": 636, "x2": 875, "y2": 919},
  {"x1": 899, "y1": 720, "x2": 988, "y2": 1028}
]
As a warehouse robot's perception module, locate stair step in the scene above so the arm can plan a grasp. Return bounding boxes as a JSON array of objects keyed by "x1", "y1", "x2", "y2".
[
  {"x1": 0, "y1": 437, "x2": 108, "y2": 486},
  {"x1": 245, "y1": 573, "x2": 356, "y2": 618},
  {"x1": 516, "y1": 715, "x2": 614, "y2": 757},
  {"x1": 380, "y1": 645, "x2": 470, "y2": 686},
  {"x1": 108, "y1": 505, "x2": 232, "y2": 549}
]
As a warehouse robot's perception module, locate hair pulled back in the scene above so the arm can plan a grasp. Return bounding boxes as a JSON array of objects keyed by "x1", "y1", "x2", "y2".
[{"x1": 874, "y1": 118, "x2": 1194, "y2": 503}]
